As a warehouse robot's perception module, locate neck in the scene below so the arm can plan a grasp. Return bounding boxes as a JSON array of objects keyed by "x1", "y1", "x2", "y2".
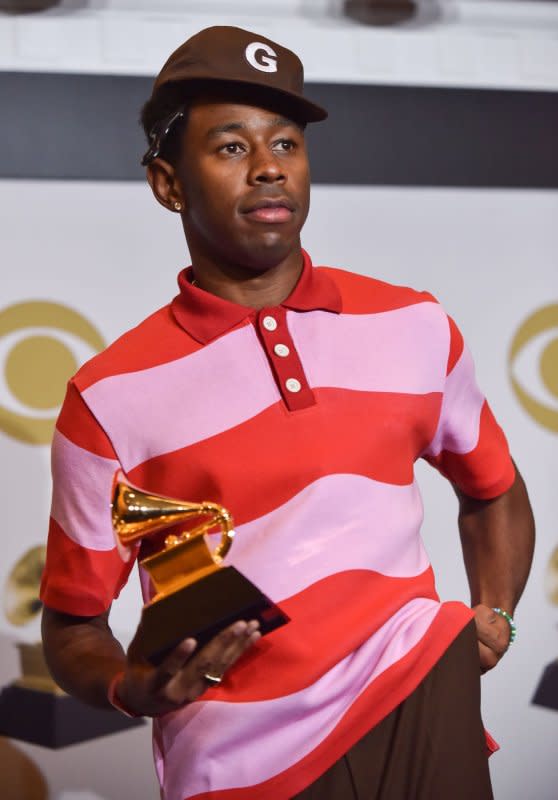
[{"x1": 188, "y1": 246, "x2": 305, "y2": 310}]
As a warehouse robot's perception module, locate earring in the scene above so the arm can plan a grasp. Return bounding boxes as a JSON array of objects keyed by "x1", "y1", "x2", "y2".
[{"x1": 173, "y1": 201, "x2": 183, "y2": 212}]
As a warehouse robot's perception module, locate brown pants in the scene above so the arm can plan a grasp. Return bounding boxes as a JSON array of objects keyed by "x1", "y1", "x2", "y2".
[{"x1": 294, "y1": 621, "x2": 493, "y2": 800}]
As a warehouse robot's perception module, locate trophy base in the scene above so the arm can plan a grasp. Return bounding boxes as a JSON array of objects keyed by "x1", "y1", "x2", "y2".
[
  {"x1": 138, "y1": 566, "x2": 290, "y2": 665},
  {"x1": 531, "y1": 660, "x2": 558, "y2": 711},
  {"x1": 0, "y1": 684, "x2": 144, "y2": 748}
]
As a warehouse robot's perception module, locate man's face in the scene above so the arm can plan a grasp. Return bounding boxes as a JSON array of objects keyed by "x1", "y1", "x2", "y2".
[{"x1": 172, "y1": 97, "x2": 310, "y2": 272}]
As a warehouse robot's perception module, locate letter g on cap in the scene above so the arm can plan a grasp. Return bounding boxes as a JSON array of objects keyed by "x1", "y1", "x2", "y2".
[{"x1": 245, "y1": 42, "x2": 278, "y2": 73}]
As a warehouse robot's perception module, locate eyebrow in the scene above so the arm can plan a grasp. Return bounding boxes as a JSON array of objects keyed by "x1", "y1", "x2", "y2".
[{"x1": 206, "y1": 116, "x2": 302, "y2": 140}]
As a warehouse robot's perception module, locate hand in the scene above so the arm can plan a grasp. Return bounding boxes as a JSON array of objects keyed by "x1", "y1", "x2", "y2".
[
  {"x1": 117, "y1": 619, "x2": 261, "y2": 717},
  {"x1": 473, "y1": 604, "x2": 512, "y2": 673}
]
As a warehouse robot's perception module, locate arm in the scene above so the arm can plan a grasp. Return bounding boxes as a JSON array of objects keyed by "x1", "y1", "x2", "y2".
[
  {"x1": 42, "y1": 383, "x2": 261, "y2": 716},
  {"x1": 42, "y1": 606, "x2": 260, "y2": 717},
  {"x1": 454, "y1": 464, "x2": 535, "y2": 672},
  {"x1": 42, "y1": 606, "x2": 127, "y2": 708}
]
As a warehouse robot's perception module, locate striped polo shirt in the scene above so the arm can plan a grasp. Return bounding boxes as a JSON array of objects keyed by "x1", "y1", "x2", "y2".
[{"x1": 41, "y1": 250, "x2": 515, "y2": 800}]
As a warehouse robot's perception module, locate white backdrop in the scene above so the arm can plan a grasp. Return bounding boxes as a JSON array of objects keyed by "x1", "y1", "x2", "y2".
[{"x1": 0, "y1": 179, "x2": 557, "y2": 798}]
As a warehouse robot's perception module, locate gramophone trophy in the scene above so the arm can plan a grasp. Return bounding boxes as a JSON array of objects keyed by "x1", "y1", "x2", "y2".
[
  {"x1": 112, "y1": 472, "x2": 289, "y2": 665},
  {"x1": 532, "y1": 545, "x2": 558, "y2": 711},
  {"x1": 0, "y1": 546, "x2": 144, "y2": 747}
]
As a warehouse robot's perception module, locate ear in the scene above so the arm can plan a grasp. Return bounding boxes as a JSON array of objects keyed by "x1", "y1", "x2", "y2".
[{"x1": 146, "y1": 158, "x2": 185, "y2": 213}]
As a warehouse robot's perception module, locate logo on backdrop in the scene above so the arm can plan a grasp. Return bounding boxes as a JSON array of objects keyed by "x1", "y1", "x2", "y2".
[
  {"x1": 512, "y1": 304, "x2": 558, "y2": 711},
  {"x1": 531, "y1": 544, "x2": 558, "y2": 712},
  {"x1": 508, "y1": 303, "x2": 558, "y2": 433},
  {"x1": 245, "y1": 42, "x2": 278, "y2": 73},
  {"x1": 0, "y1": 301, "x2": 105, "y2": 445}
]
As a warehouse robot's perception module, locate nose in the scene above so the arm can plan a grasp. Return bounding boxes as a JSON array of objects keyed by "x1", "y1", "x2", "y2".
[{"x1": 248, "y1": 145, "x2": 286, "y2": 185}]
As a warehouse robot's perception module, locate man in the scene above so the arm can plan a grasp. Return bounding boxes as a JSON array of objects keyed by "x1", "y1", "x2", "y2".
[{"x1": 41, "y1": 26, "x2": 534, "y2": 800}]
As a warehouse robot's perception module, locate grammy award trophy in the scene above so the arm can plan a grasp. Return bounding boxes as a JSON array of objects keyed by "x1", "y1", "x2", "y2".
[
  {"x1": 0, "y1": 546, "x2": 144, "y2": 746},
  {"x1": 112, "y1": 472, "x2": 289, "y2": 665},
  {"x1": 532, "y1": 545, "x2": 558, "y2": 711}
]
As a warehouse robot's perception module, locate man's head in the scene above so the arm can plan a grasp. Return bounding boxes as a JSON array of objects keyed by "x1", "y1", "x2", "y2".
[
  {"x1": 141, "y1": 26, "x2": 327, "y2": 166},
  {"x1": 141, "y1": 27, "x2": 326, "y2": 275}
]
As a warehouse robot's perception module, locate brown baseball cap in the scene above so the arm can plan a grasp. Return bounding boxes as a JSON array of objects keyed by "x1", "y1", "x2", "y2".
[{"x1": 150, "y1": 26, "x2": 328, "y2": 124}]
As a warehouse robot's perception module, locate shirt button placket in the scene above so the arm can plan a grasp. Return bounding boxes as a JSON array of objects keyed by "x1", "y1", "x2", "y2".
[{"x1": 257, "y1": 307, "x2": 315, "y2": 411}]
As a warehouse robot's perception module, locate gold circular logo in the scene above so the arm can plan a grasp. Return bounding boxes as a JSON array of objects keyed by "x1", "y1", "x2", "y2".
[
  {"x1": 509, "y1": 303, "x2": 558, "y2": 433},
  {"x1": 0, "y1": 301, "x2": 105, "y2": 444}
]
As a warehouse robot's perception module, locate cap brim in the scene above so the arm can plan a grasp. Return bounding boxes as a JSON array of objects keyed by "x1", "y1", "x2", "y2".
[{"x1": 157, "y1": 76, "x2": 328, "y2": 123}]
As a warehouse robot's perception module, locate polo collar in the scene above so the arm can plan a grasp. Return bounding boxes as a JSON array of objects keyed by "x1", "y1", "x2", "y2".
[{"x1": 171, "y1": 250, "x2": 342, "y2": 344}]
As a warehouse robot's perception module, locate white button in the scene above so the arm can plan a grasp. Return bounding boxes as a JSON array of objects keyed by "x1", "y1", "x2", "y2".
[
  {"x1": 274, "y1": 343, "x2": 290, "y2": 358},
  {"x1": 262, "y1": 315, "x2": 277, "y2": 331},
  {"x1": 285, "y1": 378, "x2": 302, "y2": 393}
]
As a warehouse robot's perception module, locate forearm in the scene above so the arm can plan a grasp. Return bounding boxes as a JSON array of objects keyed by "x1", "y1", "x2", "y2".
[
  {"x1": 456, "y1": 466, "x2": 535, "y2": 614},
  {"x1": 41, "y1": 605, "x2": 126, "y2": 708}
]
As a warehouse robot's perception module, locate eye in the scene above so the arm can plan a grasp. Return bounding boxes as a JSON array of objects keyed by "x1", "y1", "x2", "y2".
[
  {"x1": 508, "y1": 303, "x2": 558, "y2": 433},
  {"x1": 272, "y1": 139, "x2": 296, "y2": 153},
  {"x1": 219, "y1": 142, "x2": 244, "y2": 155},
  {"x1": 0, "y1": 301, "x2": 105, "y2": 445}
]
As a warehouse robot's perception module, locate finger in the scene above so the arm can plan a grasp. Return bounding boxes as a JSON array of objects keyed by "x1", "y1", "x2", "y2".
[
  {"x1": 475, "y1": 615, "x2": 510, "y2": 656},
  {"x1": 168, "y1": 621, "x2": 261, "y2": 702},
  {"x1": 198, "y1": 620, "x2": 260, "y2": 667},
  {"x1": 208, "y1": 630, "x2": 262, "y2": 681},
  {"x1": 212, "y1": 620, "x2": 261, "y2": 666},
  {"x1": 190, "y1": 621, "x2": 257, "y2": 680},
  {"x1": 118, "y1": 642, "x2": 196, "y2": 718},
  {"x1": 478, "y1": 641, "x2": 500, "y2": 673},
  {"x1": 149, "y1": 637, "x2": 198, "y2": 693}
]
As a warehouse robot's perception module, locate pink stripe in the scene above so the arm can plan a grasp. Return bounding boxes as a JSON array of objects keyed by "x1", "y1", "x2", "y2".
[
  {"x1": 50, "y1": 430, "x2": 119, "y2": 552},
  {"x1": 81, "y1": 305, "x2": 449, "y2": 470},
  {"x1": 157, "y1": 599, "x2": 441, "y2": 800},
  {"x1": 423, "y1": 345, "x2": 484, "y2": 457},
  {"x1": 140, "y1": 474, "x2": 430, "y2": 604},
  {"x1": 286, "y1": 303, "x2": 448, "y2": 395},
  {"x1": 81, "y1": 324, "x2": 281, "y2": 471},
  {"x1": 215, "y1": 473, "x2": 430, "y2": 606}
]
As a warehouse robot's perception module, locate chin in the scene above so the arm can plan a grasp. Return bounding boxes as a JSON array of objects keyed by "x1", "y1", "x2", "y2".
[{"x1": 244, "y1": 237, "x2": 296, "y2": 269}]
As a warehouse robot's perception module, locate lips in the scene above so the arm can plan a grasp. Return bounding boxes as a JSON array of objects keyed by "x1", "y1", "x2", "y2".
[{"x1": 242, "y1": 197, "x2": 295, "y2": 224}]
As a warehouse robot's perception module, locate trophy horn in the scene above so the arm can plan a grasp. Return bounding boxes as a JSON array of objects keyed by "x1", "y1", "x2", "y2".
[
  {"x1": 4, "y1": 546, "x2": 46, "y2": 627},
  {"x1": 545, "y1": 545, "x2": 558, "y2": 606},
  {"x1": 111, "y1": 471, "x2": 235, "y2": 564}
]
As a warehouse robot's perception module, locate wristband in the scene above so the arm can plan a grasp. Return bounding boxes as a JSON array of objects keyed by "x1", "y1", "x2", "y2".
[
  {"x1": 492, "y1": 607, "x2": 517, "y2": 644},
  {"x1": 107, "y1": 671, "x2": 142, "y2": 718}
]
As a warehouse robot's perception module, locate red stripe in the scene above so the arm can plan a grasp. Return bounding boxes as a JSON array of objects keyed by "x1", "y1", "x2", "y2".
[
  {"x1": 206, "y1": 567, "x2": 438, "y2": 703},
  {"x1": 128, "y1": 389, "x2": 441, "y2": 525},
  {"x1": 73, "y1": 306, "x2": 202, "y2": 391},
  {"x1": 40, "y1": 518, "x2": 133, "y2": 615},
  {"x1": 56, "y1": 381, "x2": 117, "y2": 458},
  {"x1": 323, "y1": 267, "x2": 437, "y2": 315},
  {"x1": 188, "y1": 602, "x2": 474, "y2": 800},
  {"x1": 446, "y1": 315, "x2": 464, "y2": 375},
  {"x1": 425, "y1": 402, "x2": 515, "y2": 499}
]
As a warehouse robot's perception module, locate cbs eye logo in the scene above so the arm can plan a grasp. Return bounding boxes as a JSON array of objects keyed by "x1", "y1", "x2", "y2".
[
  {"x1": 508, "y1": 303, "x2": 558, "y2": 433},
  {"x1": 0, "y1": 301, "x2": 104, "y2": 445}
]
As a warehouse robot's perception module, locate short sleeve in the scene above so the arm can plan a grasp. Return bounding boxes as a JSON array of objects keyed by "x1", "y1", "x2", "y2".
[
  {"x1": 40, "y1": 380, "x2": 136, "y2": 616},
  {"x1": 422, "y1": 315, "x2": 515, "y2": 499}
]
